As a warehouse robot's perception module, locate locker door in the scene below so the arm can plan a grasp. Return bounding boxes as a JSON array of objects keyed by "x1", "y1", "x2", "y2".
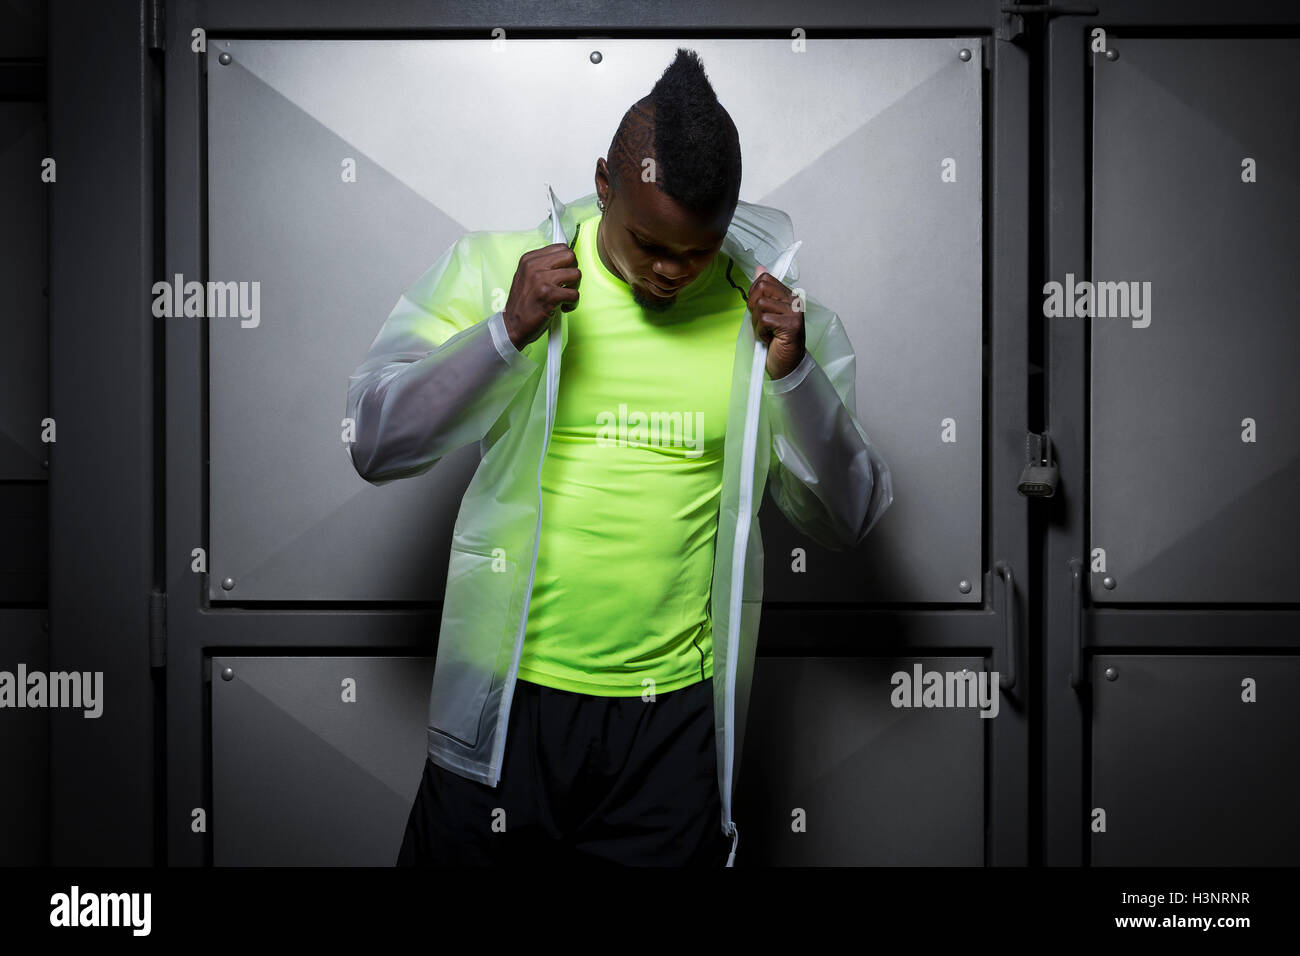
[
  {"x1": 1046, "y1": 25, "x2": 1300, "y2": 867},
  {"x1": 736, "y1": 656, "x2": 986, "y2": 866},
  {"x1": 1091, "y1": 654, "x2": 1300, "y2": 866},
  {"x1": 166, "y1": 13, "x2": 1027, "y2": 867},
  {"x1": 1090, "y1": 38, "x2": 1300, "y2": 604},
  {"x1": 204, "y1": 37, "x2": 980, "y2": 604},
  {"x1": 211, "y1": 656, "x2": 436, "y2": 866}
]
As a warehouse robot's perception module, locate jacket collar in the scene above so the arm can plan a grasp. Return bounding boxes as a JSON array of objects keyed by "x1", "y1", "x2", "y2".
[{"x1": 547, "y1": 189, "x2": 799, "y2": 284}]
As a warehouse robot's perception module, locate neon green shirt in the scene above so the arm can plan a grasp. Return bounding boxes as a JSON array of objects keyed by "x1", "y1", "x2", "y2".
[{"x1": 517, "y1": 211, "x2": 749, "y2": 696}]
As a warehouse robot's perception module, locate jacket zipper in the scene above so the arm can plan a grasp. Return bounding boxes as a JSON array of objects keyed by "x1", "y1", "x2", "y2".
[
  {"x1": 490, "y1": 212, "x2": 576, "y2": 784},
  {"x1": 721, "y1": 242, "x2": 800, "y2": 866},
  {"x1": 722, "y1": 340, "x2": 765, "y2": 866},
  {"x1": 492, "y1": 308, "x2": 561, "y2": 784}
]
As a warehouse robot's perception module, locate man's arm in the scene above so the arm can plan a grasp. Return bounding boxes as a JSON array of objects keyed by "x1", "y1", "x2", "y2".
[
  {"x1": 763, "y1": 308, "x2": 893, "y2": 550},
  {"x1": 346, "y1": 235, "x2": 539, "y2": 486}
]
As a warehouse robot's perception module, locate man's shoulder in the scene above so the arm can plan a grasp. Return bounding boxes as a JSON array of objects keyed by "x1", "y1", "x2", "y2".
[
  {"x1": 456, "y1": 224, "x2": 547, "y2": 257},
  {"x1": 722, "y1": 200, "x2": 798, "y2": 281},
  {"x1": 449, "y1": 224, "x2": 553, "y2": 281}
]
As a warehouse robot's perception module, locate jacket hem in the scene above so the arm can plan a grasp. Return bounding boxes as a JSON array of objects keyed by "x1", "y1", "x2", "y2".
[{"x1": 427, "y1": 731, "x2": 499, "y2": 787}]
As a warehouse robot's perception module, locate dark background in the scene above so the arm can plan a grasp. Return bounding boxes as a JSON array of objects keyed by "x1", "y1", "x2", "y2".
[{"x1": 1, "y1": 0, "x2": 1297, "y2": 871}]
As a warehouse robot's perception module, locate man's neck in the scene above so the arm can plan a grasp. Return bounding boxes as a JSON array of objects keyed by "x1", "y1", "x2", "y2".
[{"x1": 595, "y1": 216, "x2": 627, "y2": 286}]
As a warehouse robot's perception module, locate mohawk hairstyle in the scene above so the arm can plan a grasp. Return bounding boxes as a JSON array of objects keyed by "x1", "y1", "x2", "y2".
[{"x1": 608, "y1": 48, "x2": 742, "y2": 216}]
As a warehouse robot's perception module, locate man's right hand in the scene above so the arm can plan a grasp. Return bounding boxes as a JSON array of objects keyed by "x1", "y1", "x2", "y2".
[{"x1": 503, "y1": 243, "x2": 581, "y2": 350}]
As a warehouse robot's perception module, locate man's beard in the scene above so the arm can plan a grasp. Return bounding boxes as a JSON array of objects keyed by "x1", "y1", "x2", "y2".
[{"x1": 632, "y1": 285, "x2": 676, "y2": 312}]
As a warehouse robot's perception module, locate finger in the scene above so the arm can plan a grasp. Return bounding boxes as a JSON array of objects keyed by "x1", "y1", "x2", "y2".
[
  {"x1": 756, "y1": 294, "x2": 792, "y2": 313},
  {"x1": 523, "y1": 242, "x2": 567, "y2": 260},
  {"x1": 748, "y1": 275, "x2": 779, "y2": 309},
  {"x1": 756, "y1": 274, "x2": 792, "y2": 299},
  {"x1": 750, "y1": 290, "x2": 787, "y2": 320},
  {"x1": 532, "y1": 243, "x2": 577, "y2": 266},
  {"x1": 546, "y1": 285, "x2": 580, "y2": 307},
  {"x1": 544, "y1": 266, "x2": 582, "y2": 286},
  {"x1": 751, "y1": 311, "x2": 778, "y2": 344}
]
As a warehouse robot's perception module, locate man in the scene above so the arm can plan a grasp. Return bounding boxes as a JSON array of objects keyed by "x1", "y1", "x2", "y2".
[{"x1": 346, "y1": 48, "x2": 892, "y2": 866}]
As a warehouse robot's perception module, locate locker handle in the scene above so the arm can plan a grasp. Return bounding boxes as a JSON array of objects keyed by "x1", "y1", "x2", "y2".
[
  {"x1": 994, "y1": 561, "x2": 1017, "y2": 691},
  {"x1": 1068, "y1": 557, "x2": 1085, "y2": 688}
]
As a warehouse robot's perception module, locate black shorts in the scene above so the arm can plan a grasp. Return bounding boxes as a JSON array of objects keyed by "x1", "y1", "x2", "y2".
[{"x1": 396, "y1": 676, "x2": 732, "y2": 866}]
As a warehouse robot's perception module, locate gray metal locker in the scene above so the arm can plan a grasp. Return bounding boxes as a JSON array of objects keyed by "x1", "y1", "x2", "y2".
[
  {"x1": 1090, "y1": 38, "x2": 1300, "y2": 604},
  {"x1": 211, "y1": 656, "x2": 436, "y2": 866},
  {"x1": 1091, "y1": 654, "x2": 1300, "y2": 866},
  {"x1": 157, "y1": 7, "x2": 1029, "y2": 870},
  {"x1": 735, "y1": 656, "x2": 986, "y2": 865},
  {"x1": 204, "y1": 37, "x2": 980, "y2": 604}
]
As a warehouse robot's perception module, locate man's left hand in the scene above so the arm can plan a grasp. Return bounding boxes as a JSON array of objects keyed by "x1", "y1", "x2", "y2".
[{"x1": 748, "y1": 264, "x2": 806, "y2": 381}]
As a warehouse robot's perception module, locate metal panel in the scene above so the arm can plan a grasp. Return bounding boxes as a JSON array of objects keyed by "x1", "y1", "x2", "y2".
[
  {"x1": 1091, "y1": 654, "x2": 1300, "y2": 866},
  {"x1": 735, "y1": 656, "x2": 986, "y2": 865},
  {"x1": 0, "y1": 0, "x2": 45, "y2": 59},
  {"x1": 47, "y1": 0, "x2": 155, "y2": 866},
  {"x1": 1090, "y1": 38, "x2": 1300, "y2": 603},
  {"x1": 0, "y1": 610, "x2": 49, "y2": 865},
  {"x1": 205, "y1": 37, "x2": 982, "y2": 603},
  {"x1": 0, "y1": 483, "x2": 46, "y2": 602},
  {"x1": 211, "y1": 655, "x2": 436, "y2": 865},
  {"x1": 0, "y1": 103, "x2": 47, "y2": 481}
]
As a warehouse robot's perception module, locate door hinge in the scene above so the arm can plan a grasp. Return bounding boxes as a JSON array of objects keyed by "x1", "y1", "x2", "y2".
[
  {"x1": 999, "y1": 0, "x2": 1100, "y2": 38},
  {"x1": 149, "y1": 588, "x2": 167, "y2": 668},
  {"x1": 997, "y1": 8, "x2": 1026, "y2": 42},
  {"x1": 146, "y1": 0, "x2": 166, "y2": 52}
]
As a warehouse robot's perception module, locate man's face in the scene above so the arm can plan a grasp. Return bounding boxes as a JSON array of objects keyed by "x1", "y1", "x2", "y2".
[{"x1": 594, "y1": 158, "x2": 730, "y2": 312}]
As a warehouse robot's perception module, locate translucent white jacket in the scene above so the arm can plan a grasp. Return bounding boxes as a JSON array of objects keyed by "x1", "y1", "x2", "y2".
[{"x1": 345, "y1": 188, "x2": 892, "y2": 865}]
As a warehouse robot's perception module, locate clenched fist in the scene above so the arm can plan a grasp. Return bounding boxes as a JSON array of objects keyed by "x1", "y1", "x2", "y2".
[{"x1": 503, "y1": 243, "x2": 582, "y2": 350}]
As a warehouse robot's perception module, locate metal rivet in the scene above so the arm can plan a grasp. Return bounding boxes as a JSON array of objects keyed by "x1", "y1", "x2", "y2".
[
  {"x1": 1102, "y1": 576, "x2": 1116, "y2": 590},
  {"x1": 959, "y1": 579, "x2": 972, "y2": 594},
  {"x1": 590, "y1": 50, "x2": 602, "y2": 64},
  {"x1": 959, "y1": 48, "x2": 971, "y2": 62},
  {"x1": 1105, "y1": 48, "x2": 1118, "y2": 61},
  {"x1": 221, "y1": 577, "x2": 235, "y2": 591},
  {"x1": 221, "y1": 666, "x2": 234, "y2": 681},
  {"x1": 219, "y1": 52, "x2": 232, "y2": 65},
  {"x1": 1104, "y1": 667, "x2": 1118, "y2": 681}
]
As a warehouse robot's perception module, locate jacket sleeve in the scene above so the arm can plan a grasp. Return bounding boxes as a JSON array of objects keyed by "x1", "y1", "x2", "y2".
[
  {"x1": 762, "y1": 307, "x2": 893, "y2": 550},
  {"x1": 345, "y1": 235, "x2": 540, "y2": 486}
]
